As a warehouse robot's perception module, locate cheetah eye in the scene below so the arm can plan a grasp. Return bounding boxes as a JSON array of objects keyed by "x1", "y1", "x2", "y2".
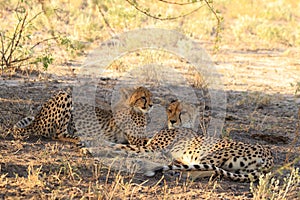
[
  {"x1": 141, "y1": 96, "x2": 146, "y2": 100},
  {"x1": 168, "y1": 109, "x2": 172, "y2": 113}
]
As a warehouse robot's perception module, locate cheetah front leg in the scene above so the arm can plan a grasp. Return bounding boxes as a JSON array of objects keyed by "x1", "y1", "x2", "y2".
[
  {"x1": 54, "y1": 118, "x2": 90, "y2": 155},
  {"x1": 54, "y1": 132, "x2": 90, "y2": 155}
]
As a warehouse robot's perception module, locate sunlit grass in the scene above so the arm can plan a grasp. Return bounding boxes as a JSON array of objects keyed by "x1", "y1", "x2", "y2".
[
  {"x1": 1, "y1": 0, "x2": 299, "y2": 74},
  {"x1": 250, "y1": 167, "x2": 300, "y2": 200},
  {"x1": 220, "y1": 0, "x2": 300, "y2": 47}
]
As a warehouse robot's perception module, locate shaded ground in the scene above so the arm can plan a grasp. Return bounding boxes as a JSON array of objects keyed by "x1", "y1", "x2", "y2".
[{"x1": 0, "y1": 45, "x2": 299, "y2": 199}]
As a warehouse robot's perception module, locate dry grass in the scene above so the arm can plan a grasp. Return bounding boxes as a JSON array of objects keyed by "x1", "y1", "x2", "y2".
[
  {"x1": 1, "y1": 0, "x2": 300, "y2": 75},
  {"x1": 0, "y1": 0, "x2": 300, "y2": 199}
]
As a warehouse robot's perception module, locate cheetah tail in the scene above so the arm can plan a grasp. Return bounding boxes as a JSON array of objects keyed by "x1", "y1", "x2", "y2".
[
  {"x1": 145, "y1": 163, "x2": 258, "y2": 182},
  {"x1": 113, "y1": 143, "x2": 152, "y2": 153}
]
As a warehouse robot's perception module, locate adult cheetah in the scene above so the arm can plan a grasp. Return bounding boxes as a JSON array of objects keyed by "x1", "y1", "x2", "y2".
[{"x1": 114, "y1": 100, "x2": 274, "y2": 182}]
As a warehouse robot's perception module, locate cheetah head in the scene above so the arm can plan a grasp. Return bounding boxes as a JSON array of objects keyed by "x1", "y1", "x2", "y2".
[
  {"x1": 166, "y1": 99, "x2": 182, "y2": 129},
  {"x1": 166, "y1": 100, "x2": 200, "y2": 130},
  {"x1": 127, "y1": 86, "x2": 153, "y2": 114}
]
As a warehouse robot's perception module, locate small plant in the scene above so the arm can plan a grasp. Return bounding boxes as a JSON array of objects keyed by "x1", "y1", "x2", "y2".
[
  {"x1": 27, "y1": 165, "x2": 44, "y2": 188},
  {"x1": 13, "y1": 165, "x2": 44, "y2": 189},
  {"x1": 0, "y1": 1, "x2": 56, "y2": 75},
  {"x1": 59, "y1": 36, "x2": 86, "y2": 57},
  {"x1": 250, "y1": 168, "x2": 300, "y2": 200},
  {"x1": 0, "y1": 173, "x2": 8, "y2": 188},
  {"x1": 33, "y1": 54, "x2": 53, "y2": 71},
  {"x1": 295, "y1": 82, "x2": 300, "y2": 95},
  {"x1": 290, "y1": 81, "x2": 300, "y2": 96}
]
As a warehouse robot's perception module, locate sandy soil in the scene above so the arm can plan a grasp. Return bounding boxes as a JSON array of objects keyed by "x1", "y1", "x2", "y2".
[{"x1": 0, "y1": 42, "x2": 299, "y2": 199}]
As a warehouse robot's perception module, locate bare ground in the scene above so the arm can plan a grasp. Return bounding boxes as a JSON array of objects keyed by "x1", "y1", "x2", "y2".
[{"x1": 0, "y1": 44, "x2": 299, "y2": 199}]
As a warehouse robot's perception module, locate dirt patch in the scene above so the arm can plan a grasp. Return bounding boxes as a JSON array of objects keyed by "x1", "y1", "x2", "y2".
[{"x1": 0, "y1": 47, "x2": 299, "y2": 199}]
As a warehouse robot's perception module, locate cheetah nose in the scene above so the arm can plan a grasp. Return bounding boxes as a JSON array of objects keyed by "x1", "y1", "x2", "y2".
[{"x1": 170, "y1": 120, "x2": 177, "y2": 124}]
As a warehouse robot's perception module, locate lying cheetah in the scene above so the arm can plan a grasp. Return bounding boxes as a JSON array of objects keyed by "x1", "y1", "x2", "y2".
[
  {"x1": 12, "y1": 91, "x2": 80, "y2": 145},
  {"x1": 12, "y1": 86, "x2": 153, "y2": 148},
  {"x1": 79, "y1": 86, "x2": 153, "y2": 146},
  {"x1": 115, "y1": 99, "x2": 199, "y2": 153},
  {"x1": 145, "y1": 136, "x2": 274, "y2": 182},
  {"x1": 115, "y1": 100, "x2": 274, "y2": 182}
]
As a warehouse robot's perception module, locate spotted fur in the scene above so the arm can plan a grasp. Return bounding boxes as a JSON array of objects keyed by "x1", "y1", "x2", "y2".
[
  {"x1": 14, "y1": 116, "x2": 35, "y2": 129},
  {"x1": 12, "y1": 91, "x2": 79, "y2": 144},
  {"x1": 12, "y1": 86, "x2": 153, "y2": 149},
  {"x1": 74, "y1": 86, "x2": 153, "y2": 146},
  {"x1": 115, "y1": 101, "x2": 274, "y2": 182}
]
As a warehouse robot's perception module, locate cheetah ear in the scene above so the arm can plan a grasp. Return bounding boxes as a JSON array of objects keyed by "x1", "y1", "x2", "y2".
[
  {"x1": 119, "y1": 87, "x2": 134, "y2": 102},
  {"x1": 176, "y1": 100, "x2": 183, "y2": 110},
  {"x1": 157, "y1": 95, "x2": 179, "y2": 108},
  {"x1": 154, "y1": 97, "x2": 166, "y2": 107},
  {"x1": 166, "y1": 99, "x2": 181, "y2": 109},
  {"x1": 118, "y1": 86, "x2": 144, "y2": 100}
]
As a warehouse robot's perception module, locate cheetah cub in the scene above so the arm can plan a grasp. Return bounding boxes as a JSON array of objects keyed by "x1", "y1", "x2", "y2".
[
  {"x1": 12, "y1": 91, "x2": 80, "y2": 145},
  {"x1": 72, "y1": 86, "x2": 153, "y2": 147},
  {"x1": 12, "y1": 86, "x2": 153, "y2": 150}
]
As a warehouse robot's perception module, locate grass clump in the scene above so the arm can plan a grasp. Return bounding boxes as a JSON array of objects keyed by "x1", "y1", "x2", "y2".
[{"x1": 250, "y1": 167, "x2": 300, "y2": 200}]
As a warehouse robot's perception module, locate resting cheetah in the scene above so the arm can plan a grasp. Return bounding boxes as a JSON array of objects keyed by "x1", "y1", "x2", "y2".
[
  {"x1": 115, "y1": 100, "x2": 274, "y2": 182},
  {"x1": 145, "y1": 136, "x2": 274, "y2": 182},
  {"x1": 78, "y1": 86, "x2": 153, "y2": 146},
  {"x1": 12, "y1": 91, "x2": 80, "y2": 145},
  {"x1": 12, "y1": 86, "x2": 153, "y2": 148}
]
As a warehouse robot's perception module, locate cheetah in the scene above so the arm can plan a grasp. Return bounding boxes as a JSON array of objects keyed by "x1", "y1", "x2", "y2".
[
  {"x1": 114, "y1": 99, "x2": 199, "y2": 153},
  {"x1": 73, "y1": 86, "x2": 153, "y2": 147},
  {"x1": 12, "y1": 91, "x2": 80, "y2": 145},
  {"x1": 145, "y1": 136, "x2": 274, "y2": 182},
  {"x1": 115, "y1": 100, "x2": 274, "y2": 182},
  {"x1": 11, "y1": 86, "x2": 153, "y2": 149}
]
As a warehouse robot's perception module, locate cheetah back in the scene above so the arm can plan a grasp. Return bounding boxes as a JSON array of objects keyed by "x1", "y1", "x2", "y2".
[
  {"x1": 13, "y1": 91, "x2": 77, "y2": 143},
  {"x1": 147, "y1": 135, "x2": 274, "y2": 182}
]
